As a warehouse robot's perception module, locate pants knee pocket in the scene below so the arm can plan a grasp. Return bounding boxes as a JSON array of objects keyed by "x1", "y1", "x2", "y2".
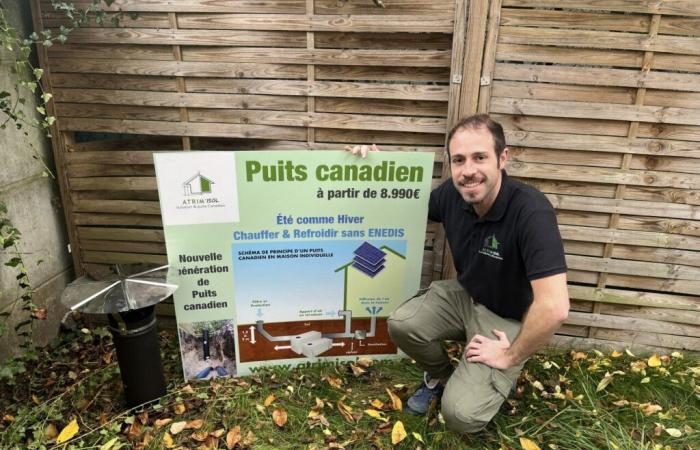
[{"x1": 388, "y1": 295, "x2": 425, "y2": 323}]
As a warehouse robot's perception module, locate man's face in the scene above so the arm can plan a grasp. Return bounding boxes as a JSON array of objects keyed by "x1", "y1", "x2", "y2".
[{"x1": 448, "y1": 126, "x2": 508, "y2": 216}]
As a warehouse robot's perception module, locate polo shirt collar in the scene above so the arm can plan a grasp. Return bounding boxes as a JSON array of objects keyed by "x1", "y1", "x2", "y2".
[{"x1": 461, "y1": 170, "x2": 513, "y2": 222}]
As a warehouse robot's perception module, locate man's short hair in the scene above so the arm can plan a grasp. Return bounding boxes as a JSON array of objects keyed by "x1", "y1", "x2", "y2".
[{"x1": 446, "y1": 114, "x2": 507, "y2": 159}]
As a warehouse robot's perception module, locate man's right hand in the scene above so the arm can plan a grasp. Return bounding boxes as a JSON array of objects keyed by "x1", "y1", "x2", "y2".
[{"x1": 345, "y1": 144, "x2": 379, "y2": 158}]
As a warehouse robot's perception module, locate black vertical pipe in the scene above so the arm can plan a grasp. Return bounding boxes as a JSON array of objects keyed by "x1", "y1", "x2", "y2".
[
  {"x1": 108, "y1": 306, "x2": 167, "y2": 407},
  {"x1": 202, "y1": 328, "x2": 210, "y2": 361}
]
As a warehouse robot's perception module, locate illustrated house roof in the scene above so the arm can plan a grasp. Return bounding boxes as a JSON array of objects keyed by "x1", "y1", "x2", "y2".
[{"x1": 182, "y1": 172, "x2": 213, "y2": 186}]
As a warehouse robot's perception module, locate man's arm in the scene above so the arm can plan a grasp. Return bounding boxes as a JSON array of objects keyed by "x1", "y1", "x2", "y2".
[{"x1": 465, "y1": 272, "x2": 569, "y2": 369}]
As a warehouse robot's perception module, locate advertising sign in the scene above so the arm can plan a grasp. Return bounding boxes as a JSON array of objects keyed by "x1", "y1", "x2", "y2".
[{"x1": 154, "y1": 151, "x2": 433, "y2": 380}]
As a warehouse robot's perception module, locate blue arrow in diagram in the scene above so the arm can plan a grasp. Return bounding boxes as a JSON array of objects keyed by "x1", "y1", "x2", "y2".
[{"x1": 256, "y1": 308, "x2": 263, "y2": 318}]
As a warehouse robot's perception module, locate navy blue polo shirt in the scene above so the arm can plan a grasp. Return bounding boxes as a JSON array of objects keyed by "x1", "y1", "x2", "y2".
[{"x1": 429, "y1": 171, "x2": 567, "y2": 321}]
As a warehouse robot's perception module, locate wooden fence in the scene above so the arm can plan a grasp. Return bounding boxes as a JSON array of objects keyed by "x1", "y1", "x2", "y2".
[{"x1": 32, "y1": 0, "x2": 700, "y2": 353}]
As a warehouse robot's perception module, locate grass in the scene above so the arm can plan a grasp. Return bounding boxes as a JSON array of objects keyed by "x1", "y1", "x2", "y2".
[{"x1": 0, "y1": 326, "x2": 698, "y2": 450}]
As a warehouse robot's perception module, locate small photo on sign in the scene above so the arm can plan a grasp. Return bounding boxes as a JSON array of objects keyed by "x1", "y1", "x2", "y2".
[{"x1": 178, "y1": 319, "x2": 237, "y2": 380}]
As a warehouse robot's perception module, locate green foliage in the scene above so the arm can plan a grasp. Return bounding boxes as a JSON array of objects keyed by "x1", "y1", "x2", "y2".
[{"x1": 0, "y1": 0, "x2": 125, "y2": 378}]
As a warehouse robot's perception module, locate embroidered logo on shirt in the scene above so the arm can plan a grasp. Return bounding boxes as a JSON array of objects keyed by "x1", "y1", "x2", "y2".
[{"x1": 479, "y1": 234, "x2": 503, "y2": 260}]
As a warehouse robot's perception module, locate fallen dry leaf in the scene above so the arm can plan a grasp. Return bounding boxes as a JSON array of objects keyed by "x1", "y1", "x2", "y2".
[
  {"x1": 190, "y1": 431, "x2": 209, "y2": 442},
  {"x1": 337, "y1": 400, "x2": 355, "y2": 423},
  {"x1": 56, "y1": 418, "x2": 79, "y2": 444},
  {"x1": 356, "y1": 356, "x2": 373, "y2": 368},
  {"x1": 571, "y1": 351, "x2": 587, "y2": 361},
  {"x1": 163, "y1": 432, "x2": 174, "y2": 448},
  {"x1": 186, "y1": 419, "x2": 204, "y2": 429},
  {"x1": 173, "y1": 403, "x2": 186, "y2": 415},
  {"x1": 364, "y1": 409, "x2": 388, "y2": 422},
  {"x1": 170, "y1": 421, "x2": 187, "y2": 435},
  {"x1": 272, "y1": 407, "x2": 288, "y2": 427},
  {"x1": 638, "y1": 403, "x2": 663, "y2": 416},
  {"x1": 226, "y1": 426, "x2": 241, "y2": 449},
  {"x1": 391, "y1": 421, "x2": 407, "y2": 445},
  {"x1": 648, "y1": 354, "x2": 662, "y2": 368},
  {"x1": 611, "y1": 350, "x2": 623, "y2": 358},
  {"x1": 45, "y1": 423, "x2": 58, "y2": 440},
  {"x1": 630, "y1": 361, "x2": 647, "y2": 373},
  {"x1": 182, "y1": 384, "x2": 195, "y2": 394},
  {"x1": 155, "y1": 418, "x2": 173, "y2": 429},
  {"x1": 243, "y1": 430, "x2": 256, "y2": 446},
  {"x1": 412, "y1": 431, "x2": 425, "y2": 443},
  {"x1": 125, "y1": 420, "x2": 142, "y2": 441},
  {"x1": 323, "y1": 375, "x2": 343, "y2": 389},
  {"x1": 520, "y1": 436, "x2": 542, "y2": 450},
  {"x1": 665, "y1": 428, "x2": 682, "y2": 437},
  {"x1": 385, "y1": 388, "x2": 402, "y2": 411},
  {"x1": 349, "y1": 363, "x2": 366, "y2": 377},
  {"x1": 31, "y1": 308, "x2": 47, "y2": 320},
  {"x1": 611, "y1": 399, "x2": 629, "y2": 407},
  {"x1": 370, "y1": 399, "x2": 384, "y2": 409},
  {"x1": 264, "y1": 394, "x2": 276, "y2": 407},
  {"x1": 596, "y1": 372, "x2": 615, "y2": 392}
]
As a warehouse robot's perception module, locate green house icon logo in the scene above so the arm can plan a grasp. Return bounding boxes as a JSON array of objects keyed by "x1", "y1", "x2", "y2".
[
  {"x1": 484, "y1": 234, "x2": 500, "y2": 250},
  {"x1": 183, "y1": 172, "x2": 214, "y2": 196}
]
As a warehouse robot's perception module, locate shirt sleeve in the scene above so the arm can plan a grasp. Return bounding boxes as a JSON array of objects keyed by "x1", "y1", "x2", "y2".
[{"x1": 518, "y1": 208, "x2": 567, "y2": 281}]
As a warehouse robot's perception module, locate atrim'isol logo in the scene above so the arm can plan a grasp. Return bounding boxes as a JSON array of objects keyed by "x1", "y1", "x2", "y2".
[{"x1": 183, "y1": 172, "x2": 214, "y2": 196}]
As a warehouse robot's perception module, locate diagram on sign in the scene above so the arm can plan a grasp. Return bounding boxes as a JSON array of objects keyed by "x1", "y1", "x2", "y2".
[{"x1": 233, "y1": 240, "x2": 406, "y2": 362}]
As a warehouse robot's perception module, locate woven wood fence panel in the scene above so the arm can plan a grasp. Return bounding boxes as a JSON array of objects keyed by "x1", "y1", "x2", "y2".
[
  {"x1": 32, "y1": 0, "x2": 461, "y2": 297},
  {"x1": 478, "y1": 0, "x2": 700, "y2": 353}
]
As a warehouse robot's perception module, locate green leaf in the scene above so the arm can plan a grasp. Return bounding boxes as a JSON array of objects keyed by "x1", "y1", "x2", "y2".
[
  {"x1": 36, "y1": 106, "x2": 46, "y2": 115},
  {"x1": 33, "y1": 68, "x2": 44, "y2": 80}
]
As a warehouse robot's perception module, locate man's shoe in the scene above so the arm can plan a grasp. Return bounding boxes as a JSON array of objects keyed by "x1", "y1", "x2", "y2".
[{"x1": 404, "y1": 375, "x2": 444, "y2": 415}]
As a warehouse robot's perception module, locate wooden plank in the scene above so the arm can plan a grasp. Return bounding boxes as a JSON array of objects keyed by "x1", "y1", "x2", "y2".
[
  {"x1": 597, "y1": 303, "x2": 700, "y2": 326},
  {"x1": 566, "y1": 311, "x2": 700, "y2": 338},
  {"x1": 315, "y1": 32, "x2": 452, "y2": 51},
  {"x1": 66, "y1": 151, "x2": 158, "y2": 165},
  {"x1": 185, "y1": 79, "x2": 450, "y2": 101},
  {"x1": 42, "y1": 12, "x2": 169, "y2": 28},
  {"x1": 522, "y1": 177, "x2": 617, "y2": 198},
  {"x1": 556, "y1": 324, "x2": 589, "y2": 337},
  {"x1": 494, "y1": 63, "x2": 700, "y2": 93},
  {"x1": 637, "y1": 123, "x2": 700, "y2": 142},
  {"x1": 181, "y1": 48, "x2": 452, "y2": 67},
  {"x1": 630, "y1": 155, "x2": 700, "y2": 175},
  {"x1": 499, "y1": 26, "x2": 700, "y2": 56},
  {"x1": 613, "y1": 244, "x2": 700, "y2": 267},
  {"x1": 495, "y1": 113, "x2": 629, "y2": 137},
  {"x1": 54, "y1": 89, "x2": 307, "y2": 111},
  {"x1": 73, "y1": 199, "x2": 161, "y2": 214},
  {"x1": 57, "y1": 28, "x2": 307, "y2": 47},
  {"x1": 660, "y1": 16, "x2": 700, "y2": 37},
  {"x1": 491, "y1": 97, "x2": 700, "y2": 126},
  {"x1": 564, "y1": 241, "x2": 604, "y2": 257},
  {"x1": 315, "y1": 65, "x2": 449, "y2": 82},
  {"x1": 509, "y1": 161, "x2": 700, "y2": 191},
  {"x1": 606, "y1": 273, "x2": 700, "y2": 296},
  {"x1": 568, "y1": 285, "x2": 700, "y2": 311},
  {"x1": 67, "y1": 163, "x2": 157, "y2": 177},
  {"x1": 314, "y1": 129, "x2": 444, "y2": 146},
  {"x1": 176, "y1": 13, "x2": 454, "y2": 33},
  {"x1": 51, "y1": 73, "x2": 178, "y2": 91},
  {"x1": 493, "y1": 80, "x2": 635, "y2": 105},
  {"x1": 187, "y1": 110, "x2": 447, "y2": 133},
  {"x1": 74, "y1": 213, "x2": 162, "y2": 227},
  {"x1": 549, "y1": 335, "x2": 690, "y2": 355},
  {"x1": 48, "y1": 44, "x2": 175, "y2": 60},
  {"x1": 314, "y1": 0, "x2": 455, "y2": 15},
  {"x1": 71, "y1": 177, "x2": 157, "y2": 191},
  {"x1": 81, "y1": 239, "x2": 166, "y2": 254},
  {"x1": 547, "y1": 194, "x2": 700, "y2": 220},
  {"x1": 511, "y1": 147, "x2": 622, "y2": 168},
  {"x1": 57, "y1": 103, "x2": 181, "y2": 122},
  {"x1": 646, "y1": 90, "x2": 700, "y2": 109},
  {"x1": 594, "y1": 328, "x2": 700, "y2": 351},
  {"x1": 625, "y1": 186, "x2": 700, "y2": 206},
  {"x1": 77, "y1": 226, "x2": 164, "y2": 242},
  {"x1": 477, "y1": 0, "x2": 503, "y2": 113},
  {"x1": 500, "y1": 8, "x2": 649, "y2": 33},
  {"x1": 556, "y1": 210, "x2": 611, "y2": 228},
  {"x1": 315, "y1": 97, "x2": 447, "y2": 117},
  {"x1": 506, "y1": 130, "x2": 700, "y2": 159},
  {"x1": 40, "y1": 0, "x2": 307, "y2": 13},
  {"x1": 496, "y1": 43, "x2": 642, "y2": 68},
  {"x1": 618, "y1": 215, "x2": 700, "y2": 237},
  {"x1": 559, "y1": 224, "x2": 700, "y2": 251},
  {"x1": 83, "y1": 250, "x2": 166, "y2": 265},
  {"x1": 445, "y1": 0, "x2": 468, "y2": 129},
  {"x1": 458, "y1": 0, "x2": 490, "y2": 117},
  {"x1": 500, "y1": 0, "x2": 700, "y2": 16},
  {"x1": 566, "y1": 254, "x2": 700, "y2": 282},
  {"x1": 51, "y1": 58, "x2": 307, "y2": 79},
  {"x1": 58, "y1": 118, "x2": 308, "y2": 140}
]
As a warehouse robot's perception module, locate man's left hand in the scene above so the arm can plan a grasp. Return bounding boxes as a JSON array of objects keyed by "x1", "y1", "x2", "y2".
[{"x1": 465, "y1": 330, "x2": 513, "y2": 369}]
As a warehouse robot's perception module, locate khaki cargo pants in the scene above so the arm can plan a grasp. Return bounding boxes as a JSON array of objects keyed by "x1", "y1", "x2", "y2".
[{"x1": 387, "y1": 279, "x2": 524, "y2": 433}]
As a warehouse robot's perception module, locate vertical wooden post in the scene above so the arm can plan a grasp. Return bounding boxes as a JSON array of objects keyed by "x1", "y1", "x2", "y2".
[
  {"x1": 169, "y1": 13, "x2": 191, "y2": 151},
  {"x1": 29, "y1": 0, "x2": 83, "y2": 276},
  {"x1": 440, "y1": 0, "x2": 491, "y2": 281},
  {"x1": 306, "y1": 0, "x2": 316, "y2": 147},
  {"x1": 588, "y1": 14, "x2": 661, "y2": 339}
]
